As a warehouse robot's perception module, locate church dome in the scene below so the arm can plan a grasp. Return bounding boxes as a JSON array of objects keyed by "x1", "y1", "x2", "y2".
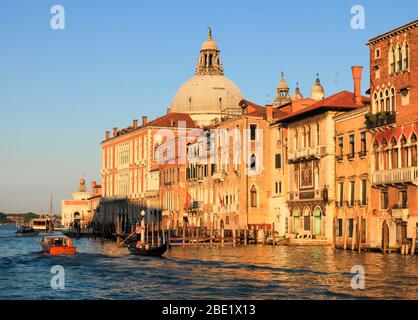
[
  {"x1": 171, "y1": 74, "x2": 243, "y2": 114},
  {"x1": 170, "y1": 28, "x2": 244, "y2": 123}
]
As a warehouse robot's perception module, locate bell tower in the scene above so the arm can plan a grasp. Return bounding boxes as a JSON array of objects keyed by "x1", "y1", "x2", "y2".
[{"x1": 195, "y1": 27, "x2": 224, "y2": 76}]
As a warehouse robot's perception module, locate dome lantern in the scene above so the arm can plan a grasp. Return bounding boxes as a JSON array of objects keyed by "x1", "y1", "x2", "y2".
[
  {"x1": 195, "y1": 27, "x2": 223, "y2": 76},
  {"x1": 171, "y1": 28, "x2": 243, "y2": 127}
]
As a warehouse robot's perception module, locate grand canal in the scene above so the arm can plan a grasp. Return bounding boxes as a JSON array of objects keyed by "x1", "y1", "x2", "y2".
[{"x1": 0, "y1": 224, "x2": 416, "y2": 300}]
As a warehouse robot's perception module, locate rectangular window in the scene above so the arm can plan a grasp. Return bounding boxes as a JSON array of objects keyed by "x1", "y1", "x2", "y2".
[
  {"x1": 400, "y1": 190, "x2": 408, "y2": 209},
  {"x1": 275, "y1": 154, "x2": 282, "y2": 169},
  {"x1": 381, "y1": 191, "x2": 388, "y2": 210},
  {"x1": 338, "y1": 219, "x2": 343, "y2": 237},
  {"x1": 211, "y1": 163, "x2": 216, "y2": 176},
  {"x1": 337, "y1": 136, "x2": 344, "y2": 161},
  {"x1": 361, "y1": 180, "x2": 367, "y2": 206},
  {"x1": 349, "y1": 181, "x2": 355, "y2": 207},
  {"x1": 279, "y1": 182, "x2": 282, "y2": 194},
  {"x1": 275, "y1": 182, "x2": 279, "y2": 194},
  {"x1": 349, "y1": 219, "x2": 354, "y2": 238},
  {"x1": 375, "y1": 48, "x2": 380, "y2": 59},
  {"x1": 349, "y1": 134, "x2": 355, "y2": 159},
  {"x1": 360, "y1": 132, "x2": 367, "y2": 157},
  {"x1": 338, "y1": 182, "x2": 344, "y2": 207},
  {"x1": 250, "y1": 124, "x2": 257, "y2": 141}
]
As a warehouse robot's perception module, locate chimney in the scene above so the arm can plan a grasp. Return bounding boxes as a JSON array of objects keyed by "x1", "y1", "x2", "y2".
[
  {"x1": 266, "y1": 105, "x2": 273, "y2": 123},
  {"x1": 167, "y1": 107, "x2": 172, "y2": 114},
  {"x1": 133, "y1": 119, "x2": 138, "y2": 129},
  {"x1": 113, "y1": 127, "x2": 118, "y2": 137},
  {"x1": 105, "y1": 131, "x2": 110, "y2": 140},
  {"x1": 351, "y1": 66, "x2": 363, "y2": 105},
  {"x1": 142, "y1": 116, "x2": 148, "y2": 126}
]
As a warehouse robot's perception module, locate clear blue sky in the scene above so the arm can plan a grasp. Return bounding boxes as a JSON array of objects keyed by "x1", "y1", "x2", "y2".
[{"x1": 0, "y1": 0, "x2": 417, "y2": 213}]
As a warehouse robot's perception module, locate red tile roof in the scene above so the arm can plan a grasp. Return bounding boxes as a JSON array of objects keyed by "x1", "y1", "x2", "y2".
[
  {"x1": 277, "y1": 91, "x2": 369, "y2": 123},
  {"x1": 146, "y1": 112, "x2": 196, "y2": 128}
]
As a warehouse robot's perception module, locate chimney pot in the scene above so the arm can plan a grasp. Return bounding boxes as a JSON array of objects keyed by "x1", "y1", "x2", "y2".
[
  {"x1": 351, "y1": 66, "x2": 363, "y2": 105},
  {"x1": 113, "y1": 127, "x2": 118, "y2": 137},
  {"x1": 133, "y1": 119, "x2": 138, "y2": 129},
  {"x1": 105, "y1": 131, "x2": 110, "y2": 140},
  {"x1": 167, "y1": 107, "x2": 172, "y2": 114},
  {"x1": 142, "y1": 116, "x2": 148, "y2": 126}
]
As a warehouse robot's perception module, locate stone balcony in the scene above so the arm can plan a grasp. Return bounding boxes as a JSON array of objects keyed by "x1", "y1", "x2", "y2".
[
  {"x1": 372, "y1": 167, "x2": 418, "y2": 186},
  {"x1": 288, "y1": 145, "x2": 327, "y2": 163},
  {"x1": 212, "y1": 171, "x2": 226, "y2": 182},
  {"x1": 391, "y1": 205, "x2": 409, "y2": 221}
]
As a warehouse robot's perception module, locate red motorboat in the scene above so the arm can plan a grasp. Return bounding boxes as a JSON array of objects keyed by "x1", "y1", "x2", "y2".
[{"x1": 41, "y1": 236, "x2": 76, "y2": 256}]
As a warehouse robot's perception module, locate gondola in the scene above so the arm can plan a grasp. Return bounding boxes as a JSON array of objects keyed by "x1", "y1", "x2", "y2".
[{"x1": 128, "y1": 242, "x2": 168, "y2": 257}]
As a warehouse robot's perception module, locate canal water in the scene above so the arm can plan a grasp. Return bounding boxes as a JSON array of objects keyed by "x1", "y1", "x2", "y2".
[{"x1": 0, "y1": 224, "x2": 416, "y2": 300}]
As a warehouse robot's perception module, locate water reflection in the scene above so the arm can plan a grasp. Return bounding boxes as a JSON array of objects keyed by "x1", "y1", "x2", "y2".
[{"x1": 0, "y1": 224, "x2": 416, "y2": 299}]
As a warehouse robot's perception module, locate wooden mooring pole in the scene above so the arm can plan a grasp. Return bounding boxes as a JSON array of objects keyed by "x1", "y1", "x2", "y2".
[{"x1": 411, "y1": 226, "x2": 416, "y2": 257}]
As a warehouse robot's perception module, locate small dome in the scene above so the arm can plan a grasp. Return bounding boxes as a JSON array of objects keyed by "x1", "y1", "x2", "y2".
[
  {"x1": 201, "y1": 39, "x2": 219, "y2": 51},
  {"x1": 292, "y1": 82, "x2": 304, "y2": 101},
  {"x1": 201, "y1": 27, "x2": 219, "y2": 51},
  {"x1": 80, "y1": 178, "x2": 85, "y2": 185},
  {"x1": 311, "y1": 74, "x2": 325, "y2": 100}
]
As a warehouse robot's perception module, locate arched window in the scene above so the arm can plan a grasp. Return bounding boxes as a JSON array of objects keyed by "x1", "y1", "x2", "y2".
[
  {"x1": 403, "y1": 42, "x2": 409, "y2": 70},
  {"x1": 382, "y1": 139, "x2": 388, "y2": 170},
  {"x1": 400, "y1": 135, "x2": 407, "y2": 168},
  {"x1": 385, "y1": 90, "x2": 390, "y2": 112},
  {"x1": 373, "y1": 93, "x2": 378, "y2": 113},
  {"x1": 303, "y1": 127, "x2": 307, "y2": 148},
  {"x1": 391, "y1": 88, "x2": 396, "y2": 112},
  {"x1": 225, "y1": 215, "x2": 230, "y2": 225},
  {"x1": 391, "y1": 137, "x2": 399, "y2": 169},
  {"x1": 314, "y1": 207, "x2": 322, "y2": 236},
  {"x1": 250, "y1": 185, "x2": 257, "y2": 208},
  {"x1": 411, "y1": 133, "x2": 417, "y2": 167},
  {"x1": 397, "y1": 45, "x2": 403, "y2": 72},
  {"x1": 379, "y1": 92, "x2": 384, "y2": 112},
  {"x1": 373, "y1": 140, "x2": 379, "y2": 171},
  {"x1": 389, "y1": 46, "x2": 395, "y2": 74}
]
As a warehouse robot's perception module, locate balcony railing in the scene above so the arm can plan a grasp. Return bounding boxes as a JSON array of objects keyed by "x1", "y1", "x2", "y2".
[
  {"x1": 288, "y1": 145, "x2": 326, "y2": 162},
  {"x1": 372, "y1": 167, "x2": 418, "y2": 185},
  {"x1": 212, "y1": 172, "x2": 226, "y2": 182},
  {"x1": 391, "y1": 206, "x2": 409, "y2": 221},
  {"x1": 365, "y1": 112, "x2": 396, "y2": 130},
  {"x1": 358, "y1": 150, "x2": 367, "y2": 158},
  {"x1": 347, "y1": 153, "x2": 356, "y2": 160},
  {"x1": 189, "y1": 201, "x2": 203, "y2": 211}
]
